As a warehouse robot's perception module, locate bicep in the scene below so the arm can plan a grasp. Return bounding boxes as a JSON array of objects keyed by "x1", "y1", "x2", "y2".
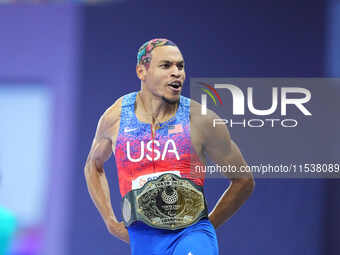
[
  {"x1": 85, "y1": 98, "x2": 122, "y2": 171},
  {"x1": 88, "y1": 137, "x2": 113, "y2": 169},
  {"x1": 86, "y1": 116, "x2": 114, "y2": 170},
  {"x1": 202, "y1": 114, "x2": 248, "y2": 179},
  {"x1": 204, "y1": 123, "x2": 234, "y2": 164}
]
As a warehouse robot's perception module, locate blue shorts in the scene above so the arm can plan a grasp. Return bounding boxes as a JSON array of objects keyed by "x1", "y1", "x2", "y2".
[{"x1": 127, "y1": 218, "x2": 219, "y2": 255}]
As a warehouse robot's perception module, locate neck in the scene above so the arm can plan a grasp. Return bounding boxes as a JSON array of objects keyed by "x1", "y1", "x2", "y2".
[{"x1": 137, "y1": 90, "x2": 178, "y2": 125}]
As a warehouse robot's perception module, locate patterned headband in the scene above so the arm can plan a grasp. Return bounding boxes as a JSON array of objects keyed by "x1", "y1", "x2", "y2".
[{"x1": 137, "y1": 38, "x2": 177, "y2": 67}]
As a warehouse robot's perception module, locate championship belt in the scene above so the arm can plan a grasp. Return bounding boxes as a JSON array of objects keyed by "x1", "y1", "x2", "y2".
[{"x1": 121, "y1": 173, "x2": 208, "y2": 230}]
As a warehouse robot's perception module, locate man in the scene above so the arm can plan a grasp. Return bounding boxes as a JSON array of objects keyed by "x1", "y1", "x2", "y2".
[{"x1": 85, "y1": 38, "x2": 254, "y2": 255}]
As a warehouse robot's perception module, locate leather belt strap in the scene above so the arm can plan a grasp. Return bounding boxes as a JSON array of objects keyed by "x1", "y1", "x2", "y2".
[{"x1": 121, "y1": 173, "x2": 208, "y2": 230}]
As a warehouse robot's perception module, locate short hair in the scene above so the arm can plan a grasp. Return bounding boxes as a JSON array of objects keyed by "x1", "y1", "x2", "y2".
[{"x1": 137, "y1": 38, "x2": 177, "y2": 68}]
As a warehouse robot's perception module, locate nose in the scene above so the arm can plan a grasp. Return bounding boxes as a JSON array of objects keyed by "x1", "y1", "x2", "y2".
[{"x1": 171, "y1": 66, "x2": 183, "y2": 78}]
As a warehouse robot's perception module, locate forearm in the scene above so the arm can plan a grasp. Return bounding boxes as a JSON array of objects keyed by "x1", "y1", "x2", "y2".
[
  {"x1": 209, "y1": 178, "x2": 254, "y2": 229},
  {"x1": 84, "y1": 161, "x2": 117, "y2": 224},
  {"x1": 85, "y1": 161, "x2": 129, "y2": 243}
]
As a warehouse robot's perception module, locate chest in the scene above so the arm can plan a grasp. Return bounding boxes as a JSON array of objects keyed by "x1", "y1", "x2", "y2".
[{"x1": 115, "y1": 122, "x2": 191, "y2": 162}]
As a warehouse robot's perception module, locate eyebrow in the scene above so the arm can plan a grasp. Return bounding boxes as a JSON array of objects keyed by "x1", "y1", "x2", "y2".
[{"x1": 159, "y1": 60, "x2": 185, "y2": 64}]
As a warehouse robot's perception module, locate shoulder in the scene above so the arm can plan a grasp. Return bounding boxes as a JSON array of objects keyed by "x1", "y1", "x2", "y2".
[
  {"x1": 189, "y1": 98, "x2": 231, "y2": 144},
  {"x1": 97, "y1": 96, "x2": 124, "y2": 137},
  {"x1": 189, "y1": 98, "x2": 219, "y2": 126},
  {"x1": 189, "y1": 98, "x2": 201, "y2": 114}
]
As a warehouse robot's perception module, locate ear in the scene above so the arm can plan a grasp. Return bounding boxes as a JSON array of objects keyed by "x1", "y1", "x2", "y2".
[{"x1": 136, "y1": 64, "x2": 147, "y2": 81}]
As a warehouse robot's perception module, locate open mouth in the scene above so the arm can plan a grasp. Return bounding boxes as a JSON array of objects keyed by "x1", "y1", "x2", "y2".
[{"x1": 168, "y1": 81, "x2": 182, "y2": 90}]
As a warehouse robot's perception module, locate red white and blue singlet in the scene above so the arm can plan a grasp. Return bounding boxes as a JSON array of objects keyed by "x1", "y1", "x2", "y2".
[
  {"x1": 114, "y1": 92, "x2": 218, "y2": 255},
  {"x1": 114, "y1": 92, "x2": 204, "y2": 198}
]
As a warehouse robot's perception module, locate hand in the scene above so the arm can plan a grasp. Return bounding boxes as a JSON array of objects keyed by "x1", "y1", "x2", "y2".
[{"x1": 105, "y1": 217, "x2": 130, "y2": 243}]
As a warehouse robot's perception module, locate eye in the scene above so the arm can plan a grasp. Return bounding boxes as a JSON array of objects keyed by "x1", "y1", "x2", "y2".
[
  {"x1": 177, "y1": 64, "x2": 184, "y2": 70},
  {"x1": 161, "y1": 63, "x2": 171, "y2": 68}
]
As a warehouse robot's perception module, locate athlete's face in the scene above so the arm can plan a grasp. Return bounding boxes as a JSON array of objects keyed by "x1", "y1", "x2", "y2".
[{"x1": 139, "y1": 46, "x2": 186, "y2": 104}]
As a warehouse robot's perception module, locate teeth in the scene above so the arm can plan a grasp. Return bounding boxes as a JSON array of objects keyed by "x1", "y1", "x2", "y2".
[{"x1": 169, "y1": 82, "x2": 181, "y2": 86}]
